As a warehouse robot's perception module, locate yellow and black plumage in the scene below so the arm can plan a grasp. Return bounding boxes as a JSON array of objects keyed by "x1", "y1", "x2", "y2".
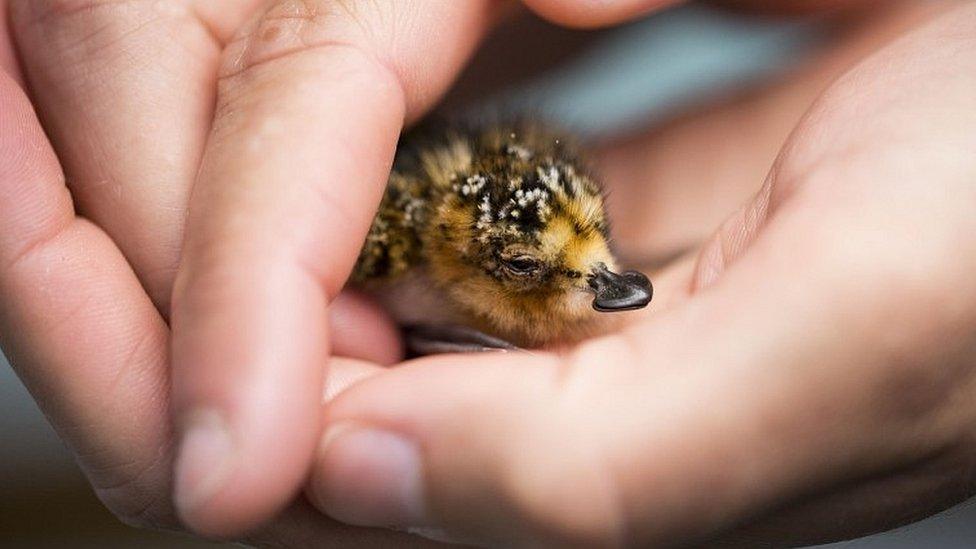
[{"x1": 352, "y1": 120, "x2": 652, "y2": 351}]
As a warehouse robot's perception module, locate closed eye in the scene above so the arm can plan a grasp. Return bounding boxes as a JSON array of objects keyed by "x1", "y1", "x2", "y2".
[{"x1": 502, "y1": 255, "x2": 540, "y2": 275}]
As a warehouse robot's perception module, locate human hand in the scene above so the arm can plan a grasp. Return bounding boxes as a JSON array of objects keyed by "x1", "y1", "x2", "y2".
[
  {"x1": 1, "y1": 43, "x2": 450, "y2": 549},
  {"x1": 0, "y1": 2, "x2": 456, "y2": 542},
  {"x1": 1, "y1": 0, "x2": 439, "y2": 543},
  {"x1": 304, "y1": 3, "x2": 976, "y2": 547}
]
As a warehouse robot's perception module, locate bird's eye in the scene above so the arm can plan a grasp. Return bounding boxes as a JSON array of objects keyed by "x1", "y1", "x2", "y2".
[{"x1": 502, "y1": 255, "x2": 540, "y2": 276}]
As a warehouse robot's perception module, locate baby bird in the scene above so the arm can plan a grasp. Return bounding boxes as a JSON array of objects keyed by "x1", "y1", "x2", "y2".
[{"x1": 352, "y1": 120, "x2": 652, "y2": 352}]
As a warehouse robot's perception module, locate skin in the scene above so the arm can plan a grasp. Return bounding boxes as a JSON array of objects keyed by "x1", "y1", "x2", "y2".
[
  {"x1": 0, "y1": 0, "x2": 973, "y2": 547},
  {"x1": 311, "y1": 2, "x2": 976, "y2": 547}
]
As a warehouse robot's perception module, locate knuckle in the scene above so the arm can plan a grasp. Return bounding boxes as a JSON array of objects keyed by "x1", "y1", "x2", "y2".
[
  {"x1": 10, "y1": 0, "x2": 204, "y2": 64},
  {"x1": 11, "y1": 0, "x2": 155, "y2": 29},
  {"x1": 219, "y1": 0, "x2": 401, "y2": 83},
  {"x1": 213, "y1": 0, "x2": 406, "y2": 131},
  {"x1": 86, "y1": 441, "x2": 177, "y2": 530},
  {"x1": 12, "y1": 0, "x2": 129, "y2": 22}
]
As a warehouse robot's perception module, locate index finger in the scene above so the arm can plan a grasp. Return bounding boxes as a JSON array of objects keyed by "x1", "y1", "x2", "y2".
[{"x1": 171, "y1": 0, "x2": 496, "y2": 536}]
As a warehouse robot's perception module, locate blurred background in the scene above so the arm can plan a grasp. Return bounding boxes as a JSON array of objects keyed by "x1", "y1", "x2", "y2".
[{"x1": 3, "y1": 3, "x2": 974, "y2": 547}]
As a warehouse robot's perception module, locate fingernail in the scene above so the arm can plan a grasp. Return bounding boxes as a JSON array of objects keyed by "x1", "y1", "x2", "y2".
[
  {"x1": 174, "y1": 410, "x2": 237, "y2": 518},
  {"x1": 311, "y1": 424, "x2": 426, "y2": 528}
]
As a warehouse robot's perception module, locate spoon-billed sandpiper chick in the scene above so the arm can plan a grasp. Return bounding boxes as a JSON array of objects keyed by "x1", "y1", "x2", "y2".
[{"x1": 352, "y1": 120, "x2": 652, "y2": 353}]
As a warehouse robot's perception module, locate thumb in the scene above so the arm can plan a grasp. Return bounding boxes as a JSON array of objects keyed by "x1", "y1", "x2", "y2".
[
  {"x1": 304, "y1": 315, "x2": 813, "y2": 547},
  {"x1": 306, "y1": 351, "x2": 637, "y2": 547}
]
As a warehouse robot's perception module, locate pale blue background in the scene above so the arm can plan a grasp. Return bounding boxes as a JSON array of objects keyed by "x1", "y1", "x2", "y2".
[{"x1": 2, "y1": 4, "x2": 972, "y2": 547}]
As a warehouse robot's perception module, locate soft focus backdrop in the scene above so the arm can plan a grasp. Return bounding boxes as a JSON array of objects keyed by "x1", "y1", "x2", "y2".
[{"x1": 2, "y1": 4, "x2": 974, "y2": 547}]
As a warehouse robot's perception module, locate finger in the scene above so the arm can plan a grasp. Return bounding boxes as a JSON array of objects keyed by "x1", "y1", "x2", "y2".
[
  {"x1": 310, "y1": 321, "x2": 829, "y2": 548},
  {"x1": 0, "y1": 70, "x2": 175, "y2": 528},
  {"x1": 329, "y1": 291, "x2": 403, "y2": 366},
  {"x1": 520, "y1": 0, "x2": 680, "y2": 28},
  {"x1": 595, "y1": 97, "x2": 790, "y2": 265},
  {"x1": 520, "y1": 0, "x2": 874, "y2": 28},
  {"x1": 7, "y1": 0, "x2": 263, "y2": 313},
  {"x1": 171, "y1": 0, "x2": 497, "y2": 536},
  {"x1": 257, "y1": 357, "x2": 441, "y2": 548}
]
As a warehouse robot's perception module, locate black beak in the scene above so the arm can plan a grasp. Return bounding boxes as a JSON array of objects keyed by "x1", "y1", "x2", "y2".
[{"x1": 588, "y1": 264, "x2": 653, "y2": 312}]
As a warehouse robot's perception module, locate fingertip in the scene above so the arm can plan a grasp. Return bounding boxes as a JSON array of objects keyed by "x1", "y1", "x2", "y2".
[
  {"x1": 310, "y1": 359, "x2": 426, "y2": 527},
  {"x1": 173, "y1": 403, "x2": 321, "y2": 538},
  {"x1": 520, "y1": 0, "x2": 678, "y2": 29},
  {"x1": 171, "y1": 263, "x2": 327, "y2": 537},
  {"x1": 172, "y1": 404, "x2": 321, "y2": 538},
  {"x1": 309, "y1": 423, "x2": 427, "y2": 528},
  {"x1": 329, "y1": 290, "x2": 403, "y2": 365},
  {"x1": 173, "y1": 410, "x2": 240, "y2": 535},
  {"x1": 179, "y1": 358, "x2": 387, "y2": 536},
  {"x1": 307, "y1": 354, "x2": 566, "y2": 540}
]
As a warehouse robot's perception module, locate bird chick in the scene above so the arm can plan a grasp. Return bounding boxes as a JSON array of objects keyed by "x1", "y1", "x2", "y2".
[{"x1": 352, "y1": 120, "x2": 652, "y2": 352}]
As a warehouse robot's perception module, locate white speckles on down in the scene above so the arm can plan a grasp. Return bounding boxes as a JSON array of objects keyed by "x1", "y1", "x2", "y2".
[{"x1": 537, "y1": 165, "x2": 561, "y2": 192}]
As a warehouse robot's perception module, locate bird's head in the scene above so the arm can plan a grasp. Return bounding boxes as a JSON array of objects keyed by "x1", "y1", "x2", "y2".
[{"x1": 423, "y1": 126, "x2": 652, "y2": 345}]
